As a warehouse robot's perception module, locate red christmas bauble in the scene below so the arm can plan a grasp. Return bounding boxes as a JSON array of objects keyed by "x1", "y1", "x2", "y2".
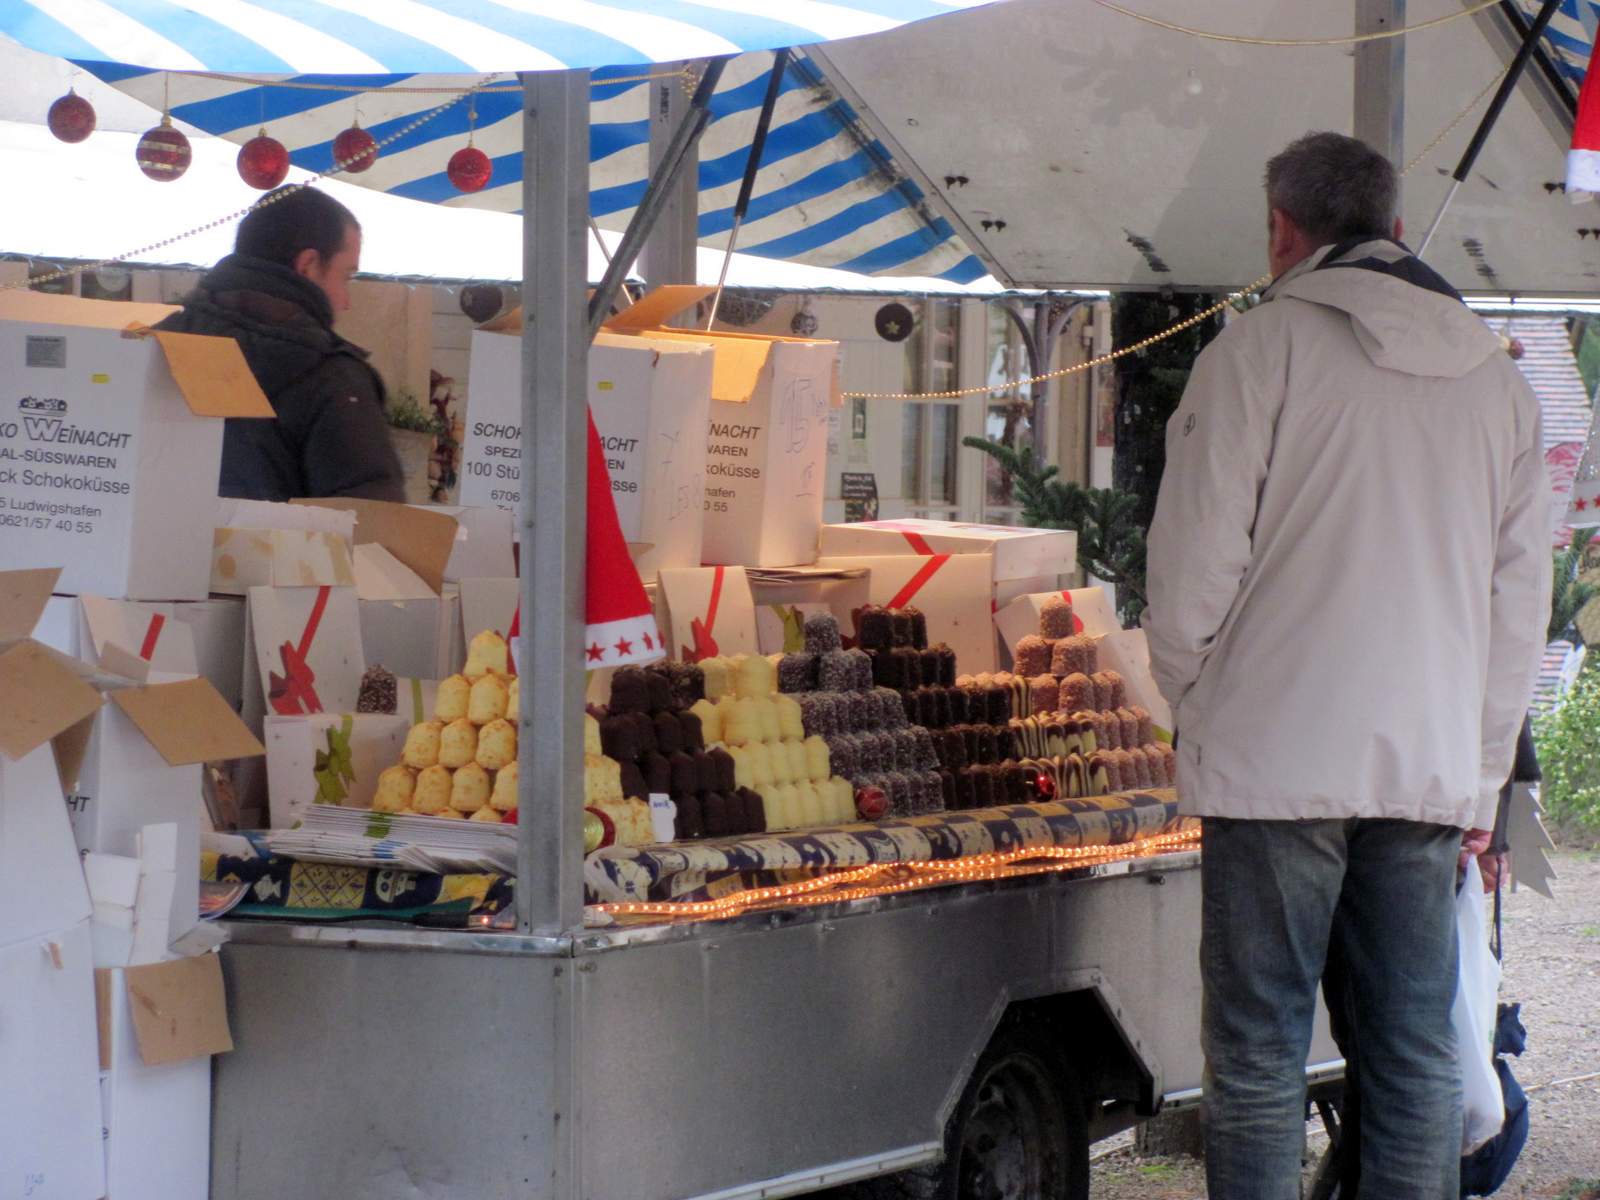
[
  {"x1": 855, "y1": 785, "x2": 890, "y2": 822},
  {"x1": 332, "y1": 124, "x2": 377, "y2": 173},
  {"x1": 47, "y1": 89, "x2": 95, "y2": 143},
  {"x1": 447, "y1": 145, "x2": 493, "y2": 193},
  {"x1": 238, "y1": 130, "x2": 290, "y2": 190},
  {"x1": 135, "y1": 119, "x2": 191, "y2": 182}
]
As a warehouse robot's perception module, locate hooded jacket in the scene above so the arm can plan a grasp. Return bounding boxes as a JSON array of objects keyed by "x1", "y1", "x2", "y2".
[
  {"x1": 155, "y1": 254, "x2": 404, "y2": 502},
  {"x1": 1145, "y1": 240, "x2": 1551, "y2": 830}
]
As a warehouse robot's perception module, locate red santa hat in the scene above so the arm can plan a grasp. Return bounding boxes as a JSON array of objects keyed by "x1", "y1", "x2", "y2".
[
  {"x1": 1567, "y1": 39, "x2": 1600, "y2": 199},
  {"x1": 507, "y1": 410, "x2": 664, "y2": 671},
  {"x1": 582, "y1": 408, "x2": 663, "y2": 667}
]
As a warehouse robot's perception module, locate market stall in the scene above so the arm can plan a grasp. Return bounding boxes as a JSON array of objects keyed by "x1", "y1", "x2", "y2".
[{"x1": 13, "y1": 1, "x2": 1583, "y2": 1196}]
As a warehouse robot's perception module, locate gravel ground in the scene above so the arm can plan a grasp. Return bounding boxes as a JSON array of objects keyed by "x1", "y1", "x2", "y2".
[{"x1": 1091, "y1": 849, "x2": 1600, "y2": 1199}]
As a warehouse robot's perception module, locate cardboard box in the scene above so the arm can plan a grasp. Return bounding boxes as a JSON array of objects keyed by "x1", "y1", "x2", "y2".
[
  {"x1": 0, "y1": 921, "x2": 106, "y2": 1200},
  {"x1": 817, "y1": 553, "x2": 998, "y2": 675},
  {"x1": 747, "y1": 565, "x2": 871, "y2": 655},
  {"x1": 94, "y1": 956, "x2": 231, "y2": 1200},
  {"x1": 0, "y1": 293, "x2": 273, "y2": 601},
  {"x1": 415, "y1": 503, "x2": 516, "y2": 580},
  {"x1": 461, "y1": 323, "x2": 714, "y2": 575},
  {"x1": 994, "y1": 586, "x2": 1122, "y2": 663},
  {"x1": 819, "y1": 518, "x2": 1078, "y2": 582},
  {"x1": 657, "y1": 566, "x2": 759, "y2": 662},
  {"x1": 73, "y1": 678, "x2": 264, "y2": 949},
  {"x1": 211, "y1": 498, "x2": 357, "y2": 596},
  {"x1": 618, "y1": 296, "x2": 837, "y2": 568},
  {"x1": 264, "y1": 712, "x2": 411, "y2": 828},
  {"x1": 1, "y1": 742, "x2": 91, "y2": 953},
  {"x1": 247, "y1": 584, "x2": 365, "y2": 716}
]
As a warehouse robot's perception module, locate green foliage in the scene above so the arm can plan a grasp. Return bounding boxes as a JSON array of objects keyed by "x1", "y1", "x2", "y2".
[
  {"x1": 386, "y1": 391, "x2": 446, "y2": 435},
  {"x1": 963, "y1": 436, "x2": 1148, "y2": 624},
  {"x1": 1533, "y1": 666, "x2": 1600, "y2": 835},
  {"x1": 1552, "y1": 528, "x2": 1597, "y2": 645},
  {"x1": 1577, "y1": 319, "x2": 1600, "y2": 401}
]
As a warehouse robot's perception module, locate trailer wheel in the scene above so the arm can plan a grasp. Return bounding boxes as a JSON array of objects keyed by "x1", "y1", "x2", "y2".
[{"x1": 854, "y1": 1026, "x2": 1089, "y2": 1200}]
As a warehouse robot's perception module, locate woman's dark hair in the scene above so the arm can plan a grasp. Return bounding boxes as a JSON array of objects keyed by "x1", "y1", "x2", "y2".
[{"x1": 235, "y1": 186, "x2": 359, "y2": 267}]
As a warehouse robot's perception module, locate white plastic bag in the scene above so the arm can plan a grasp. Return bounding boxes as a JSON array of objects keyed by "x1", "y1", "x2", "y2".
[{"x1": 1452, "y1": 881, "x2": 1504, "y2": 1153}]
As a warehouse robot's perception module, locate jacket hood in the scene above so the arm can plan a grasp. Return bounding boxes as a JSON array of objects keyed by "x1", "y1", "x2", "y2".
[{"x1": 1267, "y1": 240, "x2": 1502, "y2": 379}]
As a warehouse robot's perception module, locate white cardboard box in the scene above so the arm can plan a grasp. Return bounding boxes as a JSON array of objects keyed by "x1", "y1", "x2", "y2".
[
  {"x1": 263, "y1": 712, "x2": 410, "y2": 829},
  {"x1": 657, "y1": 566, "x2": 759, "y2": 662},
  {"x1": 818, "y1": 519, "x2": 1078, "y2": 582},
  {"x1": 994, "y1": 586, "x2": 1122, "y2": 663},
  {"x1": 0, "y1": 921, "x2": 106, "y2": 1200},
  {"x1": 460, "y1": 327, "x2": 715, "y2": 575},
  {"x1": 817, "y1": 553, "x2": 998, "y2": 675},
  {"x1": 211, "y1": 500, "x2": 356, "y2": 596},
  {"x1": 415, "y1": 503, "x2": 516, "y2": 580},
  {"x1": 247, "y1": 584, "x2": 365, "y2": 717},
  {"x1": 71, "y1": 679, "x2": 264, "y2": 951},
  {"x1": 1, "y1": 742, "x2": 91, "y2": 952},
  {"x1": 94, "y1": 956, "x2": 233, "y2": 1200},
  {"x1": 0, "y1": 293, "x2": 272, "y2": 601}
]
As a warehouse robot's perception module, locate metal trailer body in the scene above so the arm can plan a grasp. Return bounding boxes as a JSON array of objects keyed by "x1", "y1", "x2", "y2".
[{"x1": 211, "y1": 852, "x2": 1340, "y2": 1200}]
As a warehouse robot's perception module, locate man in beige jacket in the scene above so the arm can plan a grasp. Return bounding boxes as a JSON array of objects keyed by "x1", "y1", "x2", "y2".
[{"x1": 1145, "y1": 132, "x2": 1550, "y2": 1199}]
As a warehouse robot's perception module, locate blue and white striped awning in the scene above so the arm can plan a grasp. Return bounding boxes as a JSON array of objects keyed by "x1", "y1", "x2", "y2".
[
  {"x1": 79, "y1": 51, "x2": 986, "y2": 281},
  {"x1": 1518, "y1": 0, "x2": 1599, "y2": 85},
  {"x1": 0, "y1": 1, "x2": 997, "y2": 281},
  {"x1": 1, "y1": 1, "x2": 995, "y2": 73}
]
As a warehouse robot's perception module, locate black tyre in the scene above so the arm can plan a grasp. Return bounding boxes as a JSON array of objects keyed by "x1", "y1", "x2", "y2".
[{"x1": 849, "y1": 1025, "x2": 1089, "y2": 1200}]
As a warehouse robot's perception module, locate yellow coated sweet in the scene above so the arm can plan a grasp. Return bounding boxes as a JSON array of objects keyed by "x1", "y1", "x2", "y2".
[
  {"x1": 746, "y1": 742, "x2": 774, "y2": 788},
  {"x1": 787, "y1": 739, "x2": 812, "y2": 784},
  {"x1": 689, "y1": 698, "x2": 722, "y2": 745},
  {"x1": 803, "y1": 735, "x2": 830, "y2": 783},
  {"x1": 413, "y1": 765, "x2": 453, "y2": 814},
  {"x1": 490, "y1": 759, "x2": 519, "y2": 811},
  {"x1": 476, "y1": 718, "x2": 517, "y2": 771},
  {"x1": 775, "y1": 694, "x2": 804, "y2": 742},
  {"x1": 584, "y1": 754, "x2": 622, "y2": 804},
  {"x1": 735, "y1": 654, "x2": 775, "y2": 699},
  {"x1": 450, "y1": 763, "x2": 492, "y2": 812},
  {"x1": 831, "y1": 777, "x2": 855, "y2": 822},
  {"x1": 754, "y1": 697, "x2": 781, "y2": 744},
  {"x1": 438, "y1": 718, "x2": 479, "y2": 769},
  {"x1": 401, "y1": 720, "x2": 445, "y2": 770},
  {"x1": 469, "y1": 805, "x2": 503, "y2": 822},
  {"x1": 433, "y1": 806, "x2": 465, "y2": 820},
  {"x1": 468, "y1": 673, "x2": 510, "y2": 725},
  {"x1": 464, "y1": 630, "x2": 510, "y2": 680},
  {"x1": 505, "y1": 679, "x2": 519, "y2": 723},
  {"x1": 435, "y1": 674, "x2": 471, "y2": 722},
  {"x1": 701, "y1": 657, "x2": 732, "y2": 701},
  {"x1": 372, "y1": 765, "x2": 416, "y2": 813},
  {"x1": 584, "y1": 713, "x2": 601, "y2": 757},
  {"x1": 770, "y1": 783, "x2": 800, "y2": 830},
  {"x1": 722, "y1": 697, "x2": 759, "y2": 747},
  {"x1": 767, "y1": 738, "x2": 794, "y2": 785},
  {"x1": 592, "y1": 797, "x2": 655, "y2": 847}
]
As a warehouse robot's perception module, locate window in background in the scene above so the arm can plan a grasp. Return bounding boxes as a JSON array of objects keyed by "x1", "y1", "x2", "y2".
[
  {"x1": 903, "y1": 299, "x2": 962, "y2": 519},
  {"x1": 983, "y1": 304, "x2": 1033, "y2": 525}
]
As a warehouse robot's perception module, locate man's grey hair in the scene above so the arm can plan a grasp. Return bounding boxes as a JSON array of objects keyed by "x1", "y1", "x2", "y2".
[{"x1": 1265, "y1": 132, "x2": 1398, "y2": 246}]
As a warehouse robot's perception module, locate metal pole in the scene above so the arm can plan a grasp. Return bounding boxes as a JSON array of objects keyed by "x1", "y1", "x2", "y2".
[
  {"x1": 588, "y1": 56, "x2": 729, "y2": 338},
  {"x1": 707, "y1": 49, "x2": 789, "y2": 329},
  {"x1": 1354, "y1": 0, "x2": 1406, "y2": 169},
  {"x1": 641, "y1": 61, "x2": 701, "y2": 290},
  {"x1": 1417, "y1": 0, "x2": 1562, "y2": 258},
  {"x1": 517, "y1": 68, "x2": 590, "y2": 940}
]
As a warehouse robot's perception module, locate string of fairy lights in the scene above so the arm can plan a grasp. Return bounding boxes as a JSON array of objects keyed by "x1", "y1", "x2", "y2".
[{"x1": 587, "y1": 825, "x2": 1202, "y2": 924}]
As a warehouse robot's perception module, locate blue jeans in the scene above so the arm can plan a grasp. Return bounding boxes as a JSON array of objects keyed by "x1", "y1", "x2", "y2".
[{"x1": 1200, "y1": 817, "x2": 1462, "y2": 1199}]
